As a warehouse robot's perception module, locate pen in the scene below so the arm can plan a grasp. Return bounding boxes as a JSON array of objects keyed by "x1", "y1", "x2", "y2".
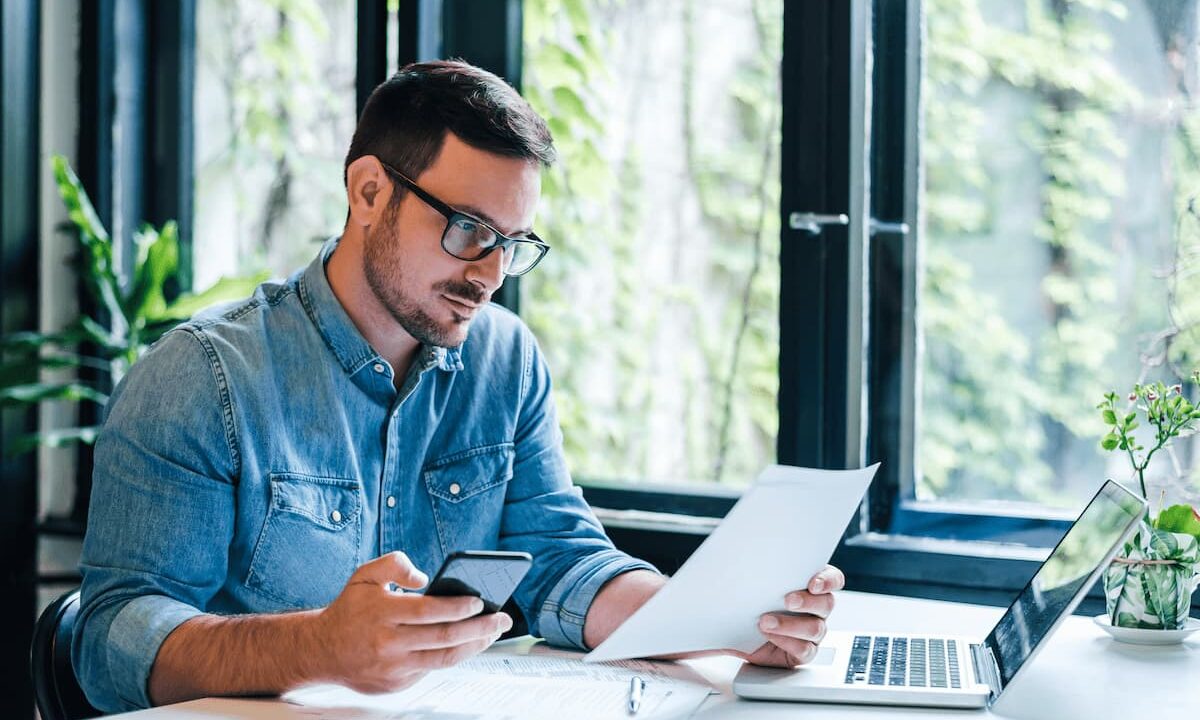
[{"x1": 627, "y1": 675, "x2": 645, "y2": 715}]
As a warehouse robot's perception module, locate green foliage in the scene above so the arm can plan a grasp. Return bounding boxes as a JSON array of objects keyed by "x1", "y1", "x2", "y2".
[
  {"x1": 523, "y1": 0, "x2": 781, "y2": 484},
  {"x1": 1098, "y1": 376, "x2": 1200, "y2": 500},
  {"x1": 194, "y1": 0, "x2": 349, "y2": 276},
  {"x1": 1154, "y1": 504, "x2": 1200, "y2": 541},
  {"x1": 0, "y1": 155, "x2": 267, "y2": 453},
  {"x1": 918, "y1": 0, "x2": 1196, "y2": 505}
]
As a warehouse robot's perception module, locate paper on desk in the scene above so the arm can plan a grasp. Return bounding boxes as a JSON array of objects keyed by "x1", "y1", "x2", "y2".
[
  {"x1": 284, "y1": 646, "x2": 712, "y2": 719},
  {"x1": 585, "y1": 464, "x2": 878, "y2": 663}
]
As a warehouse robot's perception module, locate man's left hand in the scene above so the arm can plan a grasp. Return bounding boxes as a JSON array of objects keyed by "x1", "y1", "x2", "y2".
[{"x1": 737, "y1": 564, "x2": 845, "y2": 667}]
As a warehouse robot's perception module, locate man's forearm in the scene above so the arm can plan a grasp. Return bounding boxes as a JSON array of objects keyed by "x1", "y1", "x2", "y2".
[
  {"x1": 148, "y1": 609, "x2": 327, "y2": 706},
  {"x1": 581, "y1": 569, "x2": 665, "y2": 650}
]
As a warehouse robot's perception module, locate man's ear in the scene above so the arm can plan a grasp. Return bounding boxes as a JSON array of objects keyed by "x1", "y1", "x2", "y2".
[{"x1": 346, "y1": 155, "x2": 393, "y2": 228}]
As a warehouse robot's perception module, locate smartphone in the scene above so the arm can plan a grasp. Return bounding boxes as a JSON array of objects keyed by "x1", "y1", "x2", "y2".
[{"x1": 424, "y1": 550, "x2": 533, "y2": 614}]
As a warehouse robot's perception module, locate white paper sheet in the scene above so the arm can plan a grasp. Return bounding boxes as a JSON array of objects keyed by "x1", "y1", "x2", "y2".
[
  {"x1": 584, "y1": 464, "x2": 878, "y2": 663},
  {"x1": 284, "y1": 642, "x2": 712, "y2": 719}
]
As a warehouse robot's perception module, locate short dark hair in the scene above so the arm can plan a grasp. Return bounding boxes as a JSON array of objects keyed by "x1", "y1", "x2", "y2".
[{"x1": 344, "y1": 59, "x2": 556, "y2": 194}]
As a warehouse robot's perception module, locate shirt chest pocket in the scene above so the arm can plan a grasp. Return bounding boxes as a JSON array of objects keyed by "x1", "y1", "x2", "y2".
[
  {"x1": 423, "y1": 443, "x2": 513, "y2": 555},
  {"x1": 246, "y1": 473, "x2": 362, "y2": 608}
]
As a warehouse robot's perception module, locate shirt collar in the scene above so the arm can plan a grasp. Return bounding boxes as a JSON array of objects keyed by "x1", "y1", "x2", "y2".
[{"x1": 299, "y1": 237, "x2": 463, "y2": 376}]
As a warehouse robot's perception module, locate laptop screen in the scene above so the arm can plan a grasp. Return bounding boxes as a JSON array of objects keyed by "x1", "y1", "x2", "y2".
[{"x1": 983, "y1": 480, "x2": 1144, "y2": 689}]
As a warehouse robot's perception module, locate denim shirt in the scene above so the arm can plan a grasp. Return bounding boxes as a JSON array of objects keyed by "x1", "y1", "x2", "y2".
[{"x1": 73, "y1": 238, "x2": 656, "y2": 713}]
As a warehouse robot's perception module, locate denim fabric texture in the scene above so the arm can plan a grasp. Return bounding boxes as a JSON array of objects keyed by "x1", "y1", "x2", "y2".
[{"x1": 73, "y1": 238, "x2": 656, "y2": 712}]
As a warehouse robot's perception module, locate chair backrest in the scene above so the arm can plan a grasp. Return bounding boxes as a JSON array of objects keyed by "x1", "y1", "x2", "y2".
[{"x1": 31, "y1": 589, "x2": 100, "y2": 720}]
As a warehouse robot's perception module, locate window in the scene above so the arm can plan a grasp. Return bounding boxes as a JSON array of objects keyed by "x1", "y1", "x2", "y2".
[
  {"x1": 521, "y1": 0, "x2": 783, "y2": 488},
  {"x1": 869, "y1": 0, "x2": 1200, "y2": 544},
  {"x1": 193, "y1": 0, "x2": 357, "y2": 289},
  {"x1": 74, "y1": 0, "x2": 1197, "y2": 607}
]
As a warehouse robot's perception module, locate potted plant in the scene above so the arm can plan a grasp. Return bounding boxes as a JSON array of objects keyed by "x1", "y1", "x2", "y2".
[
  {"x1": 0, "y1": 155, "x2": 266, "y2": 455},
  {"x1": 1097, "y1": 378, "x2": 1200, "y2": 630}
]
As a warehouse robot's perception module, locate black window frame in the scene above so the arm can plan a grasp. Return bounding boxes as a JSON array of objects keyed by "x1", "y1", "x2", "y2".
[
  {"x1": 569, "y1": 0, "x2": 1199, "y2": 619},
  {"x1": 2, "y1": 1, "x2": 41, "y2": 713}
]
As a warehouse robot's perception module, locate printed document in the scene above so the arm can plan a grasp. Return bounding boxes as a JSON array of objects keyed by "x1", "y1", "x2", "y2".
[
  {"x1": 585, "y1": 464, "x2": 878, "y2": 662},
  {"x1": 284, "y1": 639, "x2": 712, "y2": 719}
]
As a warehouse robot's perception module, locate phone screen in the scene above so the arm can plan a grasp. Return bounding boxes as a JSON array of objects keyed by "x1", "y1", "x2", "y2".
[{"x1": 424, "y1": 550, "x2": 532, "y2": 613}]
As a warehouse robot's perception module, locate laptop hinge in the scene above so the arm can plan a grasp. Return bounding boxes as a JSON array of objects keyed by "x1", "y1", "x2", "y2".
[{"x1": 970, "y1": 643, "x2": 1003, "y2": 702}]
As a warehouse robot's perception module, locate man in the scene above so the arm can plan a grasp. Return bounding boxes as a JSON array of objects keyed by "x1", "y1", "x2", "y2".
[{"x1": 74, "y1": 60, "x2": 844, "y2": 713}]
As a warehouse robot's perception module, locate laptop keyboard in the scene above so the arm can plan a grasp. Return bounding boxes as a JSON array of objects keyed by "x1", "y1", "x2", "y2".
[{"x1": 845, "y1": 636, "x2": 961, "y2": 689}]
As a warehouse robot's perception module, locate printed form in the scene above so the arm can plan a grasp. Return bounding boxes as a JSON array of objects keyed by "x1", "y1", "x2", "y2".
[{"x1": 283, "y1": 641, "x2": 712, "y2": 719}]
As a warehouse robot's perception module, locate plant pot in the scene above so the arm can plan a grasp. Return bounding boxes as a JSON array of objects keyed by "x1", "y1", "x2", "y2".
[{"x1": 1102, "y1": 521, "x2": 1200, "y2": 630}]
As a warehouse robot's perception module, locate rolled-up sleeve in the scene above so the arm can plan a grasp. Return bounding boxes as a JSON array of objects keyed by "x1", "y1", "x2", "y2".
[
  {"x1": 73, "y1": 328, "x2": 238, "y2": 712},
  {"x1": 501, "y1": 329, "x2": 658, "y2": 650}
]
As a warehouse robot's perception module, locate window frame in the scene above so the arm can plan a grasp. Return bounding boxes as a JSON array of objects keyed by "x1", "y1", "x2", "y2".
[
  {"x1": 569, "y1": 0, "x2": 1200, "y2": 618},
  {"x1": 2, "y1": 1, "x2": 41, "y2": 712}
]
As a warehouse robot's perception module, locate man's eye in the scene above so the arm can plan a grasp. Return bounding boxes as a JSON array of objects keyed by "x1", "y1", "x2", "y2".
[{"x1": 453, "y1": 218, "x2": 478, "y2": 233}]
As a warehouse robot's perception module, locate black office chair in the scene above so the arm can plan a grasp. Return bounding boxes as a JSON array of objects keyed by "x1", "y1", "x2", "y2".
[{"x1": 31, "y1": 589, "x2": 100, "y2": 720}]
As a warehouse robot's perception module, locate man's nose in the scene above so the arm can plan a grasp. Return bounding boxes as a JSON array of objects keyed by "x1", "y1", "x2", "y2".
[{"x1": 465, "y1": 247, "x2": 506, "y2": 294}]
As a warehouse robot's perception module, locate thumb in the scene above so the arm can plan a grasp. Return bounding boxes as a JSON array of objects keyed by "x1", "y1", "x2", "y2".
[{"x1": 351, "y1": 551, "x2": 429, "y2": 590}]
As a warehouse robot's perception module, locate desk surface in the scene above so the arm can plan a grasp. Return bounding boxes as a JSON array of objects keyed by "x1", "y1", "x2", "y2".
[{"x1": 113, "y1": 591, "x2": 1199, "y2": 718}]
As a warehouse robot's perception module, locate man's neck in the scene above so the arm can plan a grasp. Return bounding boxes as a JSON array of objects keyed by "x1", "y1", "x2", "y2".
[{"x1": 326, "y1": 228, "x2": 421, "y2": 381}]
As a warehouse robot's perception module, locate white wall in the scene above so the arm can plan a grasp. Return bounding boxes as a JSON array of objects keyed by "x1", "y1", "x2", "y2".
[{"x1": 37, "y1": 0, "x2": 83, "y2": 611}]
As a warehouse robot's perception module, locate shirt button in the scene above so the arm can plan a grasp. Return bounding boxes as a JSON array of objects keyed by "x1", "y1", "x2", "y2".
[
  {"x1": 330, "y1": 510, "x2": 342, "y2": 523},
  {"x1": 373, "y1": 363, "x2": 385, "y2": 374},
  {"x1": 386, "y1": 495, "x2": 396, "y2": 508},
  {"x1": 449, "y1": 483, "x2": 461, "y2": 496}
]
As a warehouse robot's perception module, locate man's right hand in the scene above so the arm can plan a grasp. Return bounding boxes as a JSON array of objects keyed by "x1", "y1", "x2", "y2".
[{"x1": 314, "y1": 551, "x2": 513, "y2": 693}]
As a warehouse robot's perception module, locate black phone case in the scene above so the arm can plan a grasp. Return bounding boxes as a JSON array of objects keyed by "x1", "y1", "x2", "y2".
[{"x1": 424, "y1": 550, "x2": 532, "y2": 613}]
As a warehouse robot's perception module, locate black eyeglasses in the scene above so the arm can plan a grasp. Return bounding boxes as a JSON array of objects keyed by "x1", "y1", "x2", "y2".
[{"x1": 378, "y1": 161, "x2": 550, "y2": 276}]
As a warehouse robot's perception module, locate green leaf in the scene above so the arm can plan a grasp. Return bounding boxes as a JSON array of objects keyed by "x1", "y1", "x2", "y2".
[
  {"x1": 1153, "y1": 504, "x2": 1200, "y2": 540},
  {"x1": 7, "y1": 425, "x2": 101, "y2": 455},
  {"x1": 124, "y1": 221, "x2": 180, "y2": 323},
  {"x1": 1100, "y1": 433, "x2": 1120, "y2": 450},
  {"x1": 53, "y1": 156, "x2": 125, "y2": 322},
  {"x1": 1102, "y1": 408, "x2": 1117, "y2": 424},
  {"x1": 158, "y1": 272, "x2": 270, "y2": 320},
  {"x1": 0, "y1": 382, "x2": 108, "y2": 406},
  {"x1": 52, "y1": 155, "x2": 110, "y2": 246},
  {"x1": 0, "y1": 353, "x2": 109, "y2": 388}
]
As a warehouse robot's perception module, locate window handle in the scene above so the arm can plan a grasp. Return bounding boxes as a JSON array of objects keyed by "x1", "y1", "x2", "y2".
[
  {"x1": 788, "y1": 212, "x2": 849, "y2": 234},
  {"x1": 869, "y1": 219, "x2": 910, "y2": 236}
]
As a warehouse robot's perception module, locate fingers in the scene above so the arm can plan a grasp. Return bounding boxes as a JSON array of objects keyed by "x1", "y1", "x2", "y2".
[
  {"x1": 409, "y1": 633, "x2": 498, "y2": 670},
  {"x1": 759, "y1": 613, "x2": 827, "y2": 644},
  {"x1": 400, "y1": 613, "x2": 514, "y2": 651},
  {"x1": 782, "y1": 590, "x2": 836, "y2": 618},
  {"x1": 384, "y1": 593, "x2": 488, "y2": 625},
  {"x1": 744, "y1": 639, "x2": 816, "y2": 668},
  {"x1": 808, "y1": 564, "x2": 845, "y2": 593},
  {"x1": 350, "y1": 551, "x2": 429, "y2": 590},
  {"x1": 751, "y1": 611, "x2": 826, "y2": 668}
]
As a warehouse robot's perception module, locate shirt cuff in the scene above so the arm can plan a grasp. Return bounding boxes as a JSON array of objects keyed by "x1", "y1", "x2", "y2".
[
  {"x1": 536, "y1": 551, "x2": 659, "y2": 651},
  {"x1": 106, "y1": 594, "x2": 204, "y2": 709}
]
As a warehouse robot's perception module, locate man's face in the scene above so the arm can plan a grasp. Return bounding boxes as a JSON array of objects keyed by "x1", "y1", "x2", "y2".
[{"x1": 363, "y1": 133, "x2": 541, "y2": 348}]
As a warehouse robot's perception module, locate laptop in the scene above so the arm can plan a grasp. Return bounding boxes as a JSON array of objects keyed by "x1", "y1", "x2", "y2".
[{"x1": 733, "y1": 479, "x2": 1146, "y2": 709}]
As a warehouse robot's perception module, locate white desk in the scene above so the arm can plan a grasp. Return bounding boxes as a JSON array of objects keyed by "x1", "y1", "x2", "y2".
[{"x1": 112, "y1": 591, "x2": 1200, "y2": 718}]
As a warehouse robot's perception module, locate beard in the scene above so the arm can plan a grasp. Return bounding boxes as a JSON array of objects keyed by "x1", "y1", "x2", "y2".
[{"x1": 362, "y1": 219, "x2": 485, "y2": 349}]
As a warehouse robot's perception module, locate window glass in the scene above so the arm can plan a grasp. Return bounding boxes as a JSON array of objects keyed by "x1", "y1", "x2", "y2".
[
  {"x1": 522, "y1": 0, "x2": 783, "y2": 486},
  {"x1": 919, "y1": 0, "x2": 1200, "y2": 509},
  {"x1": 194, "y1": 0, "x2": 356, "y2": 289}
]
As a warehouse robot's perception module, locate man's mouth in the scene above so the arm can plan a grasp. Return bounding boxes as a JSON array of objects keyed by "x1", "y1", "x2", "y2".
[{"x1": 443, "y1": 294, "x2": 482, "y2": 314}]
